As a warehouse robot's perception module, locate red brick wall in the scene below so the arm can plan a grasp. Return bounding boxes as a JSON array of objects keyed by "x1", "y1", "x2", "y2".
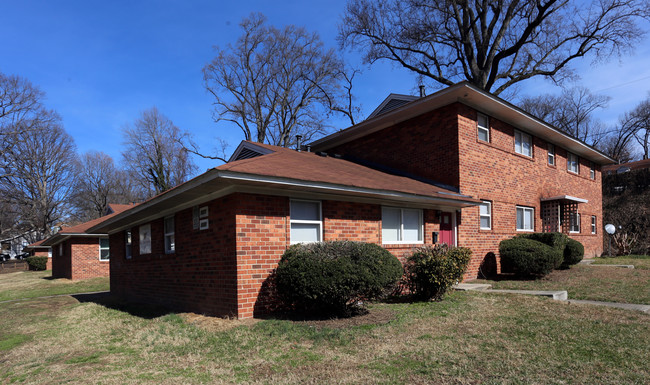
[
  {"x1": 329, "y1": 107, "x2": 461, "y2": 189},
  {"x1": 109, "y1": 195, "x2": 239, "y2": 317},
  {"x1": 455, "y1": 104, "x2": 603, "y2": 278},
  {"x1": 320, "y1": 102, "x2": 604, "y2": 279},
  {"x1": 69, "y1": 237, "x2": 109, "y2": 280},
  {"x1": 52, "y1": 240, "x2": 71, "y2": 279}
]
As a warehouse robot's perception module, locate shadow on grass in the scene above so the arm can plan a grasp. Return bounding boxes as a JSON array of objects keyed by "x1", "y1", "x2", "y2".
[{"x1": 72, "y1": 292, "x2": 172, "y2": 319}]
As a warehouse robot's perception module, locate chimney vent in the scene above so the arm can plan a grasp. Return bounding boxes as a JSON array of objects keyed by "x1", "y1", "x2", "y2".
[
  {"x1": 296, "y1": 135, "x2": 303, "y2": 152},
  {"x1": 419, "y1": 85, "x2": 426, "y2": 97}
]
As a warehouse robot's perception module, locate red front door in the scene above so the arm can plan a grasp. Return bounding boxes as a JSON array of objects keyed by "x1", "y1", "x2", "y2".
[{"x1": 440, "y1": 212, "x2": 454, "y2": 245}]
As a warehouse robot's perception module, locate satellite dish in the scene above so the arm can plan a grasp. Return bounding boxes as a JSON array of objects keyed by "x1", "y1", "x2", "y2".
[{"x1": 605, "y1": 224, "x2": 616, "y2": 235}]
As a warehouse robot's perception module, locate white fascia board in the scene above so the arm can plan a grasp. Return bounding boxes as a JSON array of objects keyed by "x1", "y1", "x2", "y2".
[
  {"x1": 216, "y1": 171, "x2": 480, "y2": 206},
  {"x1": 541, "y1": 195, "x2": 589, "y2": 203}
]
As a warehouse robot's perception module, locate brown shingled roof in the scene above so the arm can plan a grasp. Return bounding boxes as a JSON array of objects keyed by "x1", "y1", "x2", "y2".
[
  {"x1": 25, "y1": 239, "x2": 48, "y2": 249},
  {"x1": 217, "y1": 141, "x2": 473, "y2": 200},
  {"x1": 602, "y1": 158, "x2": 650, "y2": 173},
  {"x1": 59, "y1": 204, "x2": 136, "y2": 234}
]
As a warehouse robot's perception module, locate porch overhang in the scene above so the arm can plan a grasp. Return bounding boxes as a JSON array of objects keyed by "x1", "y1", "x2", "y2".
[{"x1": 541, "y1": 195, "x2": 588, "y2": 204}]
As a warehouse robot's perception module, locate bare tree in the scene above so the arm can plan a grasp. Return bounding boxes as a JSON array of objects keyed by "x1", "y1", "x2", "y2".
[
  {"x1": 122, "y1": 107, "x2": 197, "y2": 197},
  {"x1": 0, "y1": 72, "x2": 58, "y2": 181},
  {"x1": 340, "y1": 0, "x2": 650, "y2": 95},
  {"x1": 71, "y1": 151, "x2": 141, "y2": 221},
  {"x1": 0, "y1": 122, "x2": 77, "y2": 242},
  {"x1": 625, "y1": 97, "x2": 650, "y2": 159},
  {"x1": 520, "y1": 86, "x2": 610, "y2": 145},
  {"x1": 203, "y1": 13, "x2": 358, "y2": 149}
]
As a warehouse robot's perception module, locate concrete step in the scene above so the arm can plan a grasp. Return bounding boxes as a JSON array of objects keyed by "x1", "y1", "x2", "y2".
[
  {"x1": 588, "y1": 264, "x2": 635, "y2": 269},
  {"x1": 454, "y1": 283, "x2": 492, "y2": 291},
  {"x1": 489, "y1": 289, "x2": 568, "y2": 301}
]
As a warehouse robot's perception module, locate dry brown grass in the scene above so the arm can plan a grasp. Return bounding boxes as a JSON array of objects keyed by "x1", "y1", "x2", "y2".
[
  {"x1": 1, "y1": 291, "x2": 648, "y2": 384},
  {"x1": 0, "y1": 270, "x2": 109, "y2": 302}
]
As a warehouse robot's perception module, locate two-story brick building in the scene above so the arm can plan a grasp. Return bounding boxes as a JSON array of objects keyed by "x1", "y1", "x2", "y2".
[{"x1": 90, "y1": 82, "x2": 613, "y2": 319}]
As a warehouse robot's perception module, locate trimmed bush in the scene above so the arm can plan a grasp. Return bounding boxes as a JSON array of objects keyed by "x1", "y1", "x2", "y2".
[
  {"x1": 275, "y1": 241, "x2": 403, "y2": 316},
  {"x1": 561, "y1": 238, "x2": 584, "y2": 268},
  {"x1": 405, "y1": 244, "x2": 472, "y2": 301},
  {"x1": 499, "y1": 237, "x2": 562, "y2": 277},
  {"x1": 25, "y1": 256, "x2": 48, "y2": 271}
]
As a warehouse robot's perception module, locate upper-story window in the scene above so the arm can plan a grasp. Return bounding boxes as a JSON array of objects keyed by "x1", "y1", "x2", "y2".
[
  {"x1": 479, "y1": 201, "x2": 492, "y2": 230},
  {"x1": 477, "y1": 113, "x2": 489, "y2": 142},
  {"x1": 290, "y1": 200, "x2": 322, "y2": 244},
  {"x1": 164, "y1": 216, "x2": 175, "y2": 254},
  {"x1": 514, "y1": 130, "x2": 532, "y2": 157},
  {"x1": 382, "y1": 207, "x2": 423, "y2": 244},
  {"x1": 590, "y1": 162, "x2": 596, "y2": 179},
  {"x1": 99, "y1": 238, "x2": 110, "y2": 261},
  {"x1": 591, "y1": 216, "x2": 597, "y2": 234},
  {"x1": 568, "y1": 152, "x2": 579, "y2": 174},
  {"x1": 547, "y1": 143, "x2": 555, "y2": 166}
]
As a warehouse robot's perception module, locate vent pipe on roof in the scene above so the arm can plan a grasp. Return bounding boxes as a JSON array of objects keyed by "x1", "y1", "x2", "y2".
[
  {"x1": 419, "y1": 85, "x2": 426, "y2": 97},
  {"x1": 296, "y1": 135, "x2": 303, "y2": 152}
]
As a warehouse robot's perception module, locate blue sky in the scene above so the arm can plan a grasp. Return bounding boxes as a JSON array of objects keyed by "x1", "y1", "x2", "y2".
[{"x1": 2, "y1": 0, "x2": 649, "y2": 174}]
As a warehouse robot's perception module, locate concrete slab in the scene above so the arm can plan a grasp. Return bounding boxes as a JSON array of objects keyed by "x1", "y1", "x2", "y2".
[
  {"x1": 568, "y1": 300, "x2": 650, "y2": 313},
  {"x1": 588, "y1": 264, "x2": 635, "y2": 269},
  {"x1": 489, "y1": 289, "x2": 568, "y2": 301},
  {"x1": 454, "y1": 283, "x2": 492, "y2": 291}
]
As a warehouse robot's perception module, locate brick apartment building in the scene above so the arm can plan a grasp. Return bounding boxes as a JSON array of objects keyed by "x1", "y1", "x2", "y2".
[
  {"x1": 23, "y1": 239, "x2": 52, "y2": 270},
  {"x1": 42, "y1": 204, "x2": 134, "y2": 280},
  {"x1": 90, "y1": 82, "x2": 613, "y2": 319}
]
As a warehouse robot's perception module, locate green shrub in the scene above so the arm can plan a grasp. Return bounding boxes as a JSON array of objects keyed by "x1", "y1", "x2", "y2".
[
  {"x1": 499, "y1": 237, "x2": 562, "y2": 277},
  {"x1": 25, "y1": 256, "x2": 48, "y2": 271},
  {"x1": 405, "y1": 244, "x2": 472, "y2": 301},
  {"x1": 520, "y1": 232, "x2": 568, "y2": 253},
  {"x1": 561, "y1": 238, "x2": 584, "y2": 268},
  {"x1": 275, "y1": 241, "x2": 403, "y2": 316}
]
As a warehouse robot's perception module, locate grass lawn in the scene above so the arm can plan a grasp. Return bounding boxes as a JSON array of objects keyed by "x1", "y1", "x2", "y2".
[
  {"x1": 0, "y1": 270, "x2": 109, "y2": 302},
  {"x1": 0, "y1": 291, "x2": 648, "y2": 384},
  {"x1": 591, "y1": 255, "x2": 650, "y2": 270},
  {"x1": 476, "y1": 262, "x2": 650, "y2": 305}
]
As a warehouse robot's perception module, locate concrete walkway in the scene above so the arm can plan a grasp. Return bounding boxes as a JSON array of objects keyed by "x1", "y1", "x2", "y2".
[
  {"x1": 454, "y1": 283, "x2": 649, "y2": 313},
  {"x1": 0, "y1": 291, "x2": 109, "y2": 304}
]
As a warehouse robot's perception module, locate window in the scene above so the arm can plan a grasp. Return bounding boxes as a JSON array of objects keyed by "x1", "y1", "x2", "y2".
[
  {"x1": 567, "y1": 152, "x2": 579, "y2": 174},
  {"x1": 591, "y1": 216, "x2": 597, "y2": 234},
  {"x1": 547, "y1": 143, "x2": 555, "y2": 166},
  {"x1": 59, "y1": 243, "x2": 63, "y2": 256},
  {"x1": 516, "y1": 206, "x2": 534, "y2": 231},
  {"x1": 99, "y1": 238, "x2": 110, "y2": 261},
  {"x1": 164, "y1": 216, "x2": 175, "y2": 254},
  {"x1": 514, "y1": 130, "x2": 532, "y2": 157},
  {"x1": 382, "y1": 207, "x2": 423, "y2": 243},
  {"x1": 139, "y1": 224, "x2": 151, "y2": 254},
  {"x1": 479, "y1": 201, "x2": 492, "y2": 230},
  {"x1": 125, "y1": 231, "x2": 132, "y2": 259},
  {"x1": 570, "y1": 213, "x2": 581, "y2": 233},
  {"x1": 590, "y1": 162, "x2": 595, "y2": 179},
  {"x1": 290, "y1": 200, "x2": 322, "y2": 244},
  {"x1": 477, "y1": 113, "x2": 489, "y2": 142}
]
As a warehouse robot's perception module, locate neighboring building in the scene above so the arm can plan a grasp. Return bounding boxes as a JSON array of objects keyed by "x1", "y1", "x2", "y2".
[
  {"x1": 42, "y1": 204, "x2": 134, "y2": 280},
  {"x1": 602, "y1": 158, "x2": 650, "y2": 175},
  {"x1": 1, "y1": 231, "x2": 37, "y2": 260},
  {"x1": 90, "y1": 82, "x2": 612, "y2": 319},
  {"x1": 23, "y1": 239, "x2": 52, "y2": 270}
]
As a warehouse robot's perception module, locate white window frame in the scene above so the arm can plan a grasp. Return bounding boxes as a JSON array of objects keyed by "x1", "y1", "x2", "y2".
[
  {"x1": 477, "y1": 113, "x2": 489, "y2": 142},
  {"x1": 290, "y1": 200, "x2": 322, "y2": 244},
  {"x1": 139, "y1": 224, "x2": 151, "y2": 255},
  {"x1": 516, "y1": 206, "x2": 535, "y2": 232},
  {"x1": 99, "y1": 238, "x2": 110, "y2": 261},
  {"x1": 125, "y1": 230, "x2": 132, "y2": 260},
  {"x1": 514, "y1": 130, "x2": 533, "y2": 157},
  {"x1": 479, "y1": 201, "x2": 492, "y2": 230},
  {"x1": 381, "y1": 207, "x2": 424, "y2": 244},
  {"x1": 591, "y1": 216, "x2": 597, "y2": 234},
  {"x1": 568, "y1": 152, "x2": 579, "y2": 174},
  {"x1": 164, "y1": 215, "x2": 175, "y2": 254},
  {"x1": 590, "y1": 162, "x2": 595, "y2": 179},
  {"x1": 547, "y1": 143, "x2": 555, "y2": 166},
  {"x1": 570, "y1": 213, "x2": 581, "y2": 233}
]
